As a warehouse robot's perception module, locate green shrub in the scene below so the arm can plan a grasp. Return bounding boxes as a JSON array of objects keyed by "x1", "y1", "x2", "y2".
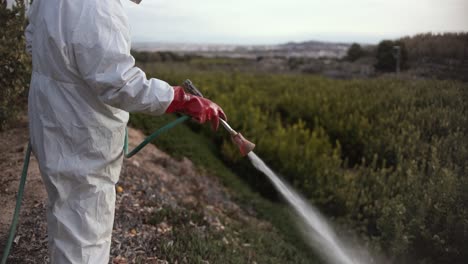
[
  {"x1": 375, "y1": 40, "x2": 408, "y2": 72},
  {"x1": 0, "y1": 0, "x2": 30, "y2": 130},
  {"x1": 346, "y1": 43, "x2": 364, "y2": 62},
  {"x1": 400, "y1": 32, "x2": 468, "y2": 62},
  {"x1": 137, "y1": 61, "x2": 468, "y2": 263}
]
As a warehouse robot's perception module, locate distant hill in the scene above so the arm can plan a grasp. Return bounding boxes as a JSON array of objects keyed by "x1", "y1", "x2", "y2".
[{"x1": 132, "y1": 40, "x2": 351, "y2": 59}]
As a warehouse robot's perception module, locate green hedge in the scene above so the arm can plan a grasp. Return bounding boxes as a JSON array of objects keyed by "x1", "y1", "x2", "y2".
[{"x1": 139, "y1": 61, "x2": 468, "y2": 263}]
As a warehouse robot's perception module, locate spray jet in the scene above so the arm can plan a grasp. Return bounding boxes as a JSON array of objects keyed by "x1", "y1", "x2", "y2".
[{"x1": 182, "y1": 80, "x2": 255, "y2": 156}]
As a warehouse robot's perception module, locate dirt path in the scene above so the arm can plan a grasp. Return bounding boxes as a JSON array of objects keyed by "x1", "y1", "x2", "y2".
[
  {"x1": 0, "y1": 118, "x2": 45, "y2": 239},
  {"x1": 0, "y1": 119, "x2": 252, "y2": 263}
]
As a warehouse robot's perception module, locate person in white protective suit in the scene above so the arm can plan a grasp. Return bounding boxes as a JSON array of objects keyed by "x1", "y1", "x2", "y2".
[{"x1": 25, "y1": 0, "x2": 226, "y2": 263}]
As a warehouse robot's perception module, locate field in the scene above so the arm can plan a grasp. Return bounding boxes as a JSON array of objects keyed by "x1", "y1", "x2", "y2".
[{"x1": 133, "y1": 59, "x2": 468, "y2": 263}]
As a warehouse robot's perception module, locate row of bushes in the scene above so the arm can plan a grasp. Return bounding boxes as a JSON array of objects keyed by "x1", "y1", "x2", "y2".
[
  {"x1": 131, "y1": 50, "x2": 193, "y2": 63},
  {"x1": 400, "y1": 32, "x2": 468, "y2": 62},
  {"x1": 347, "y1": 32, "x2": 468, "y2": 74},
  {"x1": 139, "y1": 61, "x2": 468, "y2": 263}
]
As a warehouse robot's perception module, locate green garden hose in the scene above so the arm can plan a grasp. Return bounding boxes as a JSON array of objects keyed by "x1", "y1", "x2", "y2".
[
  {"x1": 124, "y1": 116, "x2": 189, "y2": 158},
  {"x1": 1, "y1": 143, "x2": 31, "y2": 264},
  {"x1": 1, "y1": 115, "x2": 189, "y2": 264}
]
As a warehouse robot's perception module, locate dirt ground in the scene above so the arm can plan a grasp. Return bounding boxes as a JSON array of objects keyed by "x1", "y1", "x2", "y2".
[
  {"x1": 0, "y1": 117, "x2": 44, "y2": 239},
  {"x1": 0, "y1": 118, "x2": 251, "y2": 263}
]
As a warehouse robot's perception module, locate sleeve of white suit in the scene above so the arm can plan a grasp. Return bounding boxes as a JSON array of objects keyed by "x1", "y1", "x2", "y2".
[{"x1": 71, "y1": 4, "x2": 174, "y2": 115}]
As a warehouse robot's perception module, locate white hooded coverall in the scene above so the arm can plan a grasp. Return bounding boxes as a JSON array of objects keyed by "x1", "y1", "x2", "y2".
[{"x1": 25, "y1": 0, "x2": 173, "y2": 263}]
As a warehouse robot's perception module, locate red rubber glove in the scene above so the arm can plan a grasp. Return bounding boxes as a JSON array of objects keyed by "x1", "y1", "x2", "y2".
[{"x1": 166, "y1": 86, "x2": 227, "y2": 131}]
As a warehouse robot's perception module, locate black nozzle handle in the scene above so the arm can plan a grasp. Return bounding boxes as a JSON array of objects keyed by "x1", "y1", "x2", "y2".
[{"x1": 182, "y1": 79, "x2": 204, "y2": 98}]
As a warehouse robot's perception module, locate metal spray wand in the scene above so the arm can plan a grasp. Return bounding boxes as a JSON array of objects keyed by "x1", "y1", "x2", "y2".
[{"x1": 182, "y1": 79, "x2": 255, "y2": 156}]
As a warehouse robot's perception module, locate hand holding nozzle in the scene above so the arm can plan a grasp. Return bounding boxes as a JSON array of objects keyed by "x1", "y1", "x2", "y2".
[
  {"x1": 165, "y1": 83, "x2": 226, "y2": 131},
  {"x1": 181, "y1": 80, "x2": 255, "y2": 156}
]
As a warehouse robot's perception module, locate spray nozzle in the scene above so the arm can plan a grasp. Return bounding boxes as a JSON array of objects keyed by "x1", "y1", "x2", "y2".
[
  {"x1": 182, "y1": 79, "x2": 256, "y2": 156},
  {"x1": 231, "y1": 132, "x2": 256, "y2": 156}
]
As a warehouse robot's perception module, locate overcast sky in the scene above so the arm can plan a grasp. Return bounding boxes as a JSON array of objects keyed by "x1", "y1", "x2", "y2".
[{"x1": 122, "y1": 0, "x2": 467, "y2": 44}]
